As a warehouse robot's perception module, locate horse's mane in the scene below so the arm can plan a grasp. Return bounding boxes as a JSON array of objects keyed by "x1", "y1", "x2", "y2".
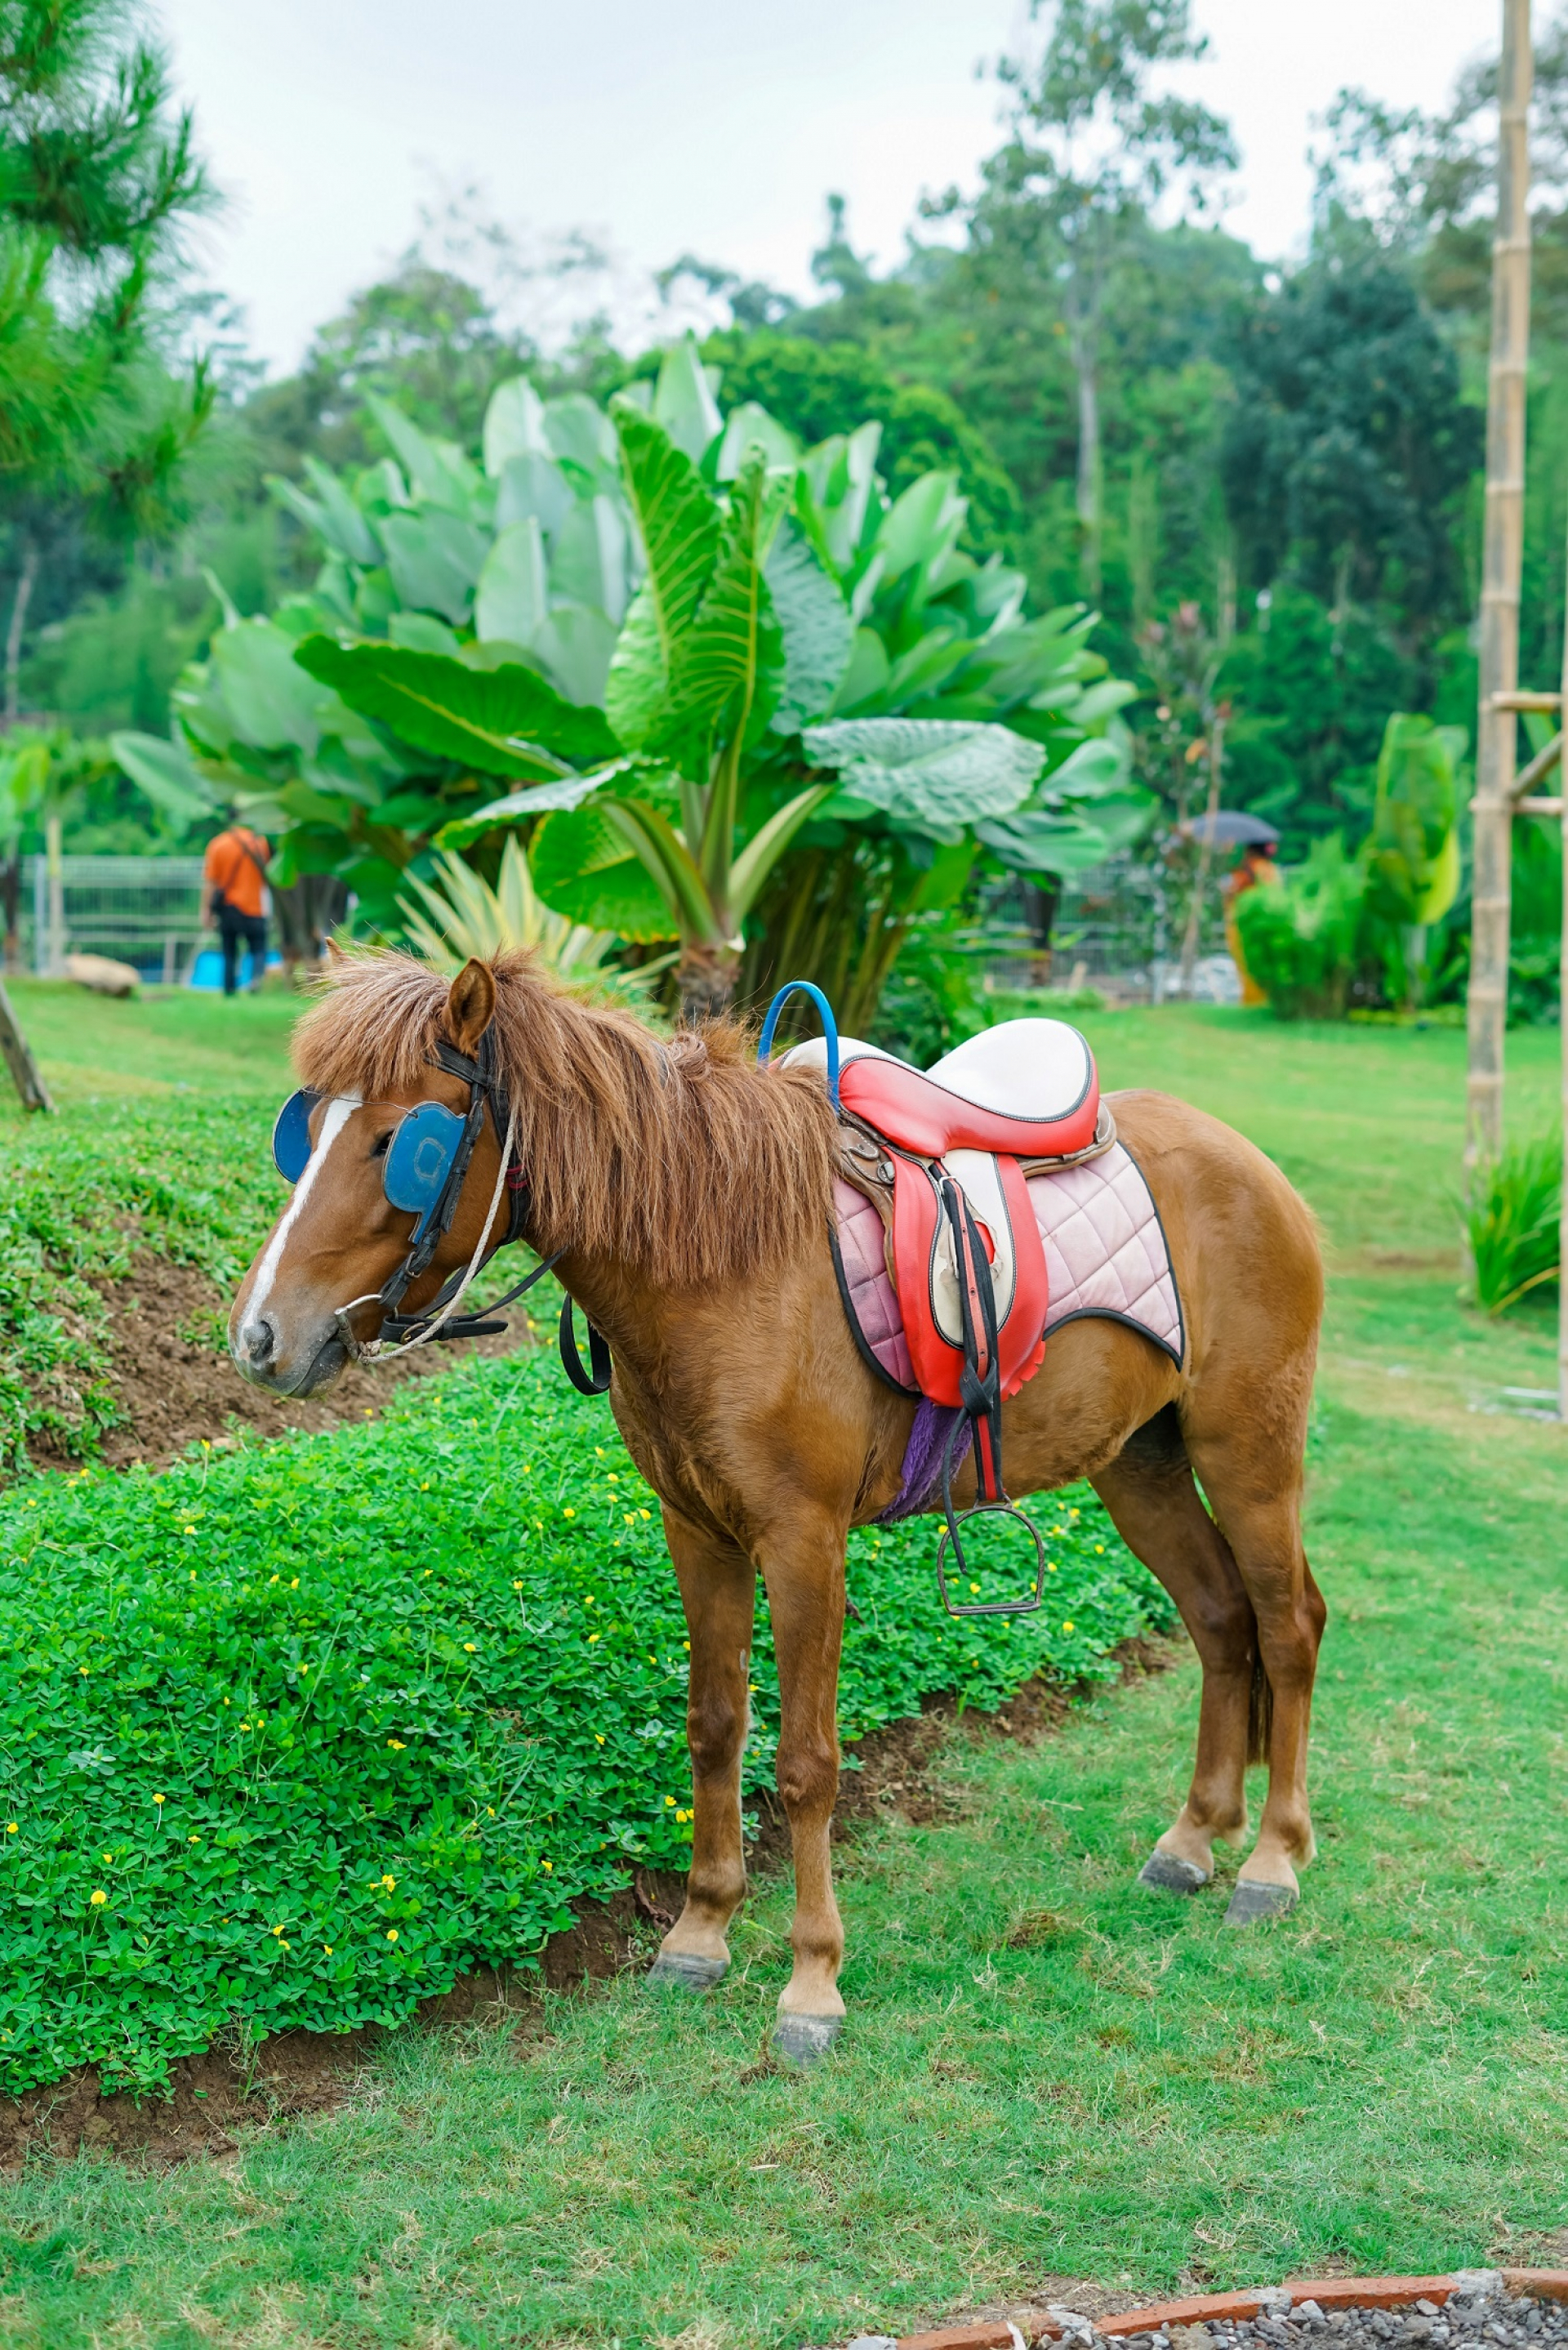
[{"x1": 292, "y1": 949, "x2": 839, "y2": 1289}]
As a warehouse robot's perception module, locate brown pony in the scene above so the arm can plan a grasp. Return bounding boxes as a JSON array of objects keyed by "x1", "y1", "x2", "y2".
[{"x1": 229, "y1": 949, "x2": 1325, "y2": 2062}]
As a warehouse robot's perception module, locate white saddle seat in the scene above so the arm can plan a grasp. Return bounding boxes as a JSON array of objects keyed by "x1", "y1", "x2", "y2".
[{"x1": 781, "y1": 1018, "x2": 1099, "y2": 1159}]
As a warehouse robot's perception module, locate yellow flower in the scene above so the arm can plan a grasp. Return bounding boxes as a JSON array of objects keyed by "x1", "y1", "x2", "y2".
[
  {"x1": 639, "y1": 1508, "x2": 651, "y2": 1521},
  {"x1": 594, "y1": 1733, "x2": 605, "y2": 1746},
  {"x1": 587, "y1": 1631, "x2": 599, "y2": 1643},
  {"x1": 512, "y1": 1581, "x2": 523, "y2": 1591},
  {"x1": 272, "y1": 1924, "x2": 285, "y2": 1938},
  {"x1": 682, "y1": 1640, "x2": 690, "y2": 1652},
  {"x1": 969, "y1": 1582, "x2": 980, "y2": 1594},
  {"x1": 541, "y1": 1860, "x2": 552, "y2": 1872},
  {"x1": 1094, "y1": 1543, "x2": 1104, "y2": 1554},
  {"x1": 381, "y1": 1875, "x2": 396, "y2": 1888},
  {"x1": 387, "y1": 1739, "x2": 406, "y2": 1751},
  {"x1": 386, "y1": 1929, "x2": 399, "y2": 1942},
  {"x1": 324, "y1": 1945, "x2": 334, "y2": 1955},
  {"x1": 1062, "y1": 1621, "x2": 1076, "y2": 1634},
  {"x1": 78, "y1": 1666, "x2": 88, "y2": 1676},
  {"x1": 152, "y1": 1794, "x2": 165, "y2": 1806},
  {"x1": 665, "y1": 1795, "x2": 676, "y2": 1807},
  {"x1": 89, "y1": 1890, "x2": 106, "y2": 1906},
  {"x1": 189, "y1": 1835, "x2": 199, "y2": 1844},
  {"x1": 563, "y1": 1507, "x2": 576, "y2": 1519},
  {"x1": 4, "y1": 1823, "x2": 16, "y2": 1835}
]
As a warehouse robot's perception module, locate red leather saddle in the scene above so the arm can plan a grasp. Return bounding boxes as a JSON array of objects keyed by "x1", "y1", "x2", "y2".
[{"x1": 782, "y1": 1019, "x2": 1100, "y2": 1408}]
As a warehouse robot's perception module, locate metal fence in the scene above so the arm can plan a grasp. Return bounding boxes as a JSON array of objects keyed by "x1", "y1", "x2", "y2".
[{"x1": 24, "y1": 855, "x2": 209, "y2": 982}]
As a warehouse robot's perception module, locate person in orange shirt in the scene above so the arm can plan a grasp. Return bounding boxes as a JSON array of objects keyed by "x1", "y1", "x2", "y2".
[{"x1": 203, "y1": 824, "x2": 272, "y2": 996}]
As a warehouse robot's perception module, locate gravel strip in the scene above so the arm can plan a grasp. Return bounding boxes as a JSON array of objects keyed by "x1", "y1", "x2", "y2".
[{"x1": 1115, "y1": 2291, "x2": 1568, "y2": 2350}]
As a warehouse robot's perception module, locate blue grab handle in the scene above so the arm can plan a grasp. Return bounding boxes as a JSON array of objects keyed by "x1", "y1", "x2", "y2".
[{"x1": 757, "y1": 979, "x2": 840, "y2": 1112}]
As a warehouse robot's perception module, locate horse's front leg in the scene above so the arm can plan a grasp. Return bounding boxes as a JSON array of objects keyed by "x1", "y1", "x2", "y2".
[
  {"x1": 755, "y1": 1505, "x2": 849, "y2": 2065},
  {"x1": 648, "y1": 1508, "x2": 755, "y2": 1991}
]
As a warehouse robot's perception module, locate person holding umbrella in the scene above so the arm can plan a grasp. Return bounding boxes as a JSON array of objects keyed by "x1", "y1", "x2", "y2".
[{"x1": 1178, "y1": 811, "x2": 1280, "y2": 1007}]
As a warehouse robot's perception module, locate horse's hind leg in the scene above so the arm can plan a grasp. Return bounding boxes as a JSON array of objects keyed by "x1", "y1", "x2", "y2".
[
  {"x1": 648, "y1": 1510, "x2": 755, "y2": 1992},
  {"x1": 1183, "y1": 1414, "x2": 1326, "y2": 1925},
  {"x1": 1092, "y1": 1407, "x2": 1257, "y2": 1893}
]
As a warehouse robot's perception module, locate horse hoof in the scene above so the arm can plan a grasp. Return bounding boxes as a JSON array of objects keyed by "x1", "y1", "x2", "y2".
[
  {"x1": 1138, "y1": 1849, "x2": 1209, "y2": 1895},
  {"x1": 647, "y1": 1951, "x2": 728, "y2": 1992},
  {"x1": 1223, "y1": 1880, "x2": 1298, "y2": 1927},
  {"x1": 771, "y1": 2013, "x2": 843, "y2": 2067}
]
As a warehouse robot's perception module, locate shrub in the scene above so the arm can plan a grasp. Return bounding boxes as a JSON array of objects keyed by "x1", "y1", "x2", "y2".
[
  {"x1": 1463, "y1": 1130, "x2": 1562, "y2": 1314},
  {"x1": 0, "y1": 1349, "x2": 1174, "y2": 2096},
  {"x1": 1233, "y1": 834, "x2": 1369, "y2": 1019}
]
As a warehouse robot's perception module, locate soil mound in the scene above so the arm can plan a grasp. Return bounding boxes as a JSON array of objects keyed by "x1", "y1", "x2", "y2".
[{"x1": 29, "y1": 1257, "x2": 533, "y2": 1478}]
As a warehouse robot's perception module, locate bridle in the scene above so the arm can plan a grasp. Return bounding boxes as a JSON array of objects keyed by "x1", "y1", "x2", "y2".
[{"x1": 271, "y1": 1024, "x2": 562, "y2": 1365}]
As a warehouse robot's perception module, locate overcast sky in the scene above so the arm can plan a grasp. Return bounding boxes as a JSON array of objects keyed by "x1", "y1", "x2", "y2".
[{"x1": 154, "y1": 0, "x2": 1495, "y2": 373}]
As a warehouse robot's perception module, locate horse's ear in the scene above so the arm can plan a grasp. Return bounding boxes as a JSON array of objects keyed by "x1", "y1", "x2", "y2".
[
  {"x1": 446, "y1": 958, "x2": 496, "y2": 1056},
  {"x1": 324, "y1": 936, "x2": 347, "y2": 965}
]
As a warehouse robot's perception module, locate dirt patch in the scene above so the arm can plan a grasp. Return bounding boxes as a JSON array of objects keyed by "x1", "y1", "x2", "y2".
[
  {"x1": 0, "y1": 1642, "x2": 1182, "y2": 2170},
  {"x1": 28, "y1": 1256, "x2": 534, "y2": 1478}
]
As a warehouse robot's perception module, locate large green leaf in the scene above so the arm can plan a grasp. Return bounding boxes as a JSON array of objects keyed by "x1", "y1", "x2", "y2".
[
  {"x1": 268, "y1": 458, "x2": 381, "y2": 568},
  {"x1": 475, "y1": 519, "x2": 547, "y2": 647},
  {"x1": 378, "y1": 510, "x2": 489, "y2": 625},
  {"x1": 604, "y1": 586, "x2": 666, "y2": 752},
  {"x1": 368, "y1": 395, "x2": 480, "y2": 515},
  {"x1": 666, "y1": 458, "x2": 782, "y2": 749},
  {"x1": 533, "y1": 604, "x2": 619, "y2": 708},
  {"x1": 495, "y1": 451, "x2": 571, "y2": 540},
  {"x1": 653, "y1": 331, "x2": 723, "y2": 463},
  {"x1": 293, "y1": 638, "x2": 619, "y2": 778},
  {"x1": 803, "y1": 717, "x2": 1044, "y2": 834},
  {"x1": 606, "y1": 403, "x2": 719, "y2": 747},
  {"x1": 974, "y1": 810, "x2": 1113, "y2": 875},
  {"x1": 212, "y1": 620, "x2": 332, "y2": 755},
  {"x1": 529, "y1": 804, "x2": 677, "y2": 942},
  {"x1": 766, "y1": 520, "x2": 853, "y2": 732},
  {"x1": 551, "y1": 495, "x2": 629, "y2": 625},
  {"x1": 875, "y1": 470, "x2": 966, "y2": 586},
  {"x1": 483, "y1": 377, "x2": 550, "y2": 477},
  {"x1": 109, "y1": 732, "x2": 219, "y2": 823}
]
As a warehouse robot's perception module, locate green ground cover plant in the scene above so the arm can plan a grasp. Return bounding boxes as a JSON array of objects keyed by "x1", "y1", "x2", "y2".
[
  {"x1": 0, "y1": 992, "x2": 290, "y2": 1470},
  {"x1": 0, "y1": 1349, "x2": 1168, "y2": 2096}
]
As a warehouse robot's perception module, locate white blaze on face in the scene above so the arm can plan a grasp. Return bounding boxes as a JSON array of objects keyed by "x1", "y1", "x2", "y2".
[{"x1": 247, "y1": 1092, "x2": 362, "y2": 1321}]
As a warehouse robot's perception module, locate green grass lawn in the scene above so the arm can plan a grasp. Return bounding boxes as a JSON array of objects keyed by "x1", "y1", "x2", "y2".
[
  {"x1": 0, "y1": 979, "x2": 298, "y2": 1117},
  {"x1": 0, "y1": 998, "x2": 1563, "y2": 2347}
]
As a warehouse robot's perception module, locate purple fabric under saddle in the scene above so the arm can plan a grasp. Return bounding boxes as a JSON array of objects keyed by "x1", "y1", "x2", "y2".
[{"x1": 833, "y1": 1140, "x2": 1184, "y2": 1522}]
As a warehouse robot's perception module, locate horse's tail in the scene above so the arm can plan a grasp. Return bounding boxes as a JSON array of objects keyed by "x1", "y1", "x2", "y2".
[{"x1": 1248, "y1": 1648, "x2": 1274, "y2": 1768}]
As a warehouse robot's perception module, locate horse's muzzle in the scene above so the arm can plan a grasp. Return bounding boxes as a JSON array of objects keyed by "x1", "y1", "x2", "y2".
[{"x1": 229, "y1": 1307, "x2": 350, "y2": 1398}]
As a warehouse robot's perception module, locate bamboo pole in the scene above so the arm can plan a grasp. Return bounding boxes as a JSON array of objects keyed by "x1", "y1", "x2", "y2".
[
  {"x1": 1467, "y1": 0, "x2": 1533, "y2": 1173},
  {"x1": 1560, "y1": 517, "x2": 1568, "y2": 1422}
]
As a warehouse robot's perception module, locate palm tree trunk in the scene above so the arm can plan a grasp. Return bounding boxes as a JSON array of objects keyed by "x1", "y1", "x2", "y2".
[{"x1": 675, "y1": 940, "x2": 739, "y2": 1023}]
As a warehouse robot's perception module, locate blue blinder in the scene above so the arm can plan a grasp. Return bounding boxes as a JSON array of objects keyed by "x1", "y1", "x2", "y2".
[
  {"x1": 381, "y1": 1100, "x2": 468, "y2": 1235},
  {"x1": 272, "y1": 1090, "x2": 321, "y2": 1184}
]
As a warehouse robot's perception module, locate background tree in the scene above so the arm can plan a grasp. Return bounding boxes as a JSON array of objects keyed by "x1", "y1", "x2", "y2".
[
  {"x1": 968, "y1": 0, "x2": 1237, "y2": 595},
  {"x1": 0, "y1": 0, "x2": 216, "y2": 716}
]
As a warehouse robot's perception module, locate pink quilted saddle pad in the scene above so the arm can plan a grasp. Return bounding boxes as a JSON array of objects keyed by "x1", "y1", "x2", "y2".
[{"x1": 833, "y1": 1140, "x2": 1184, "y2": 1395}]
